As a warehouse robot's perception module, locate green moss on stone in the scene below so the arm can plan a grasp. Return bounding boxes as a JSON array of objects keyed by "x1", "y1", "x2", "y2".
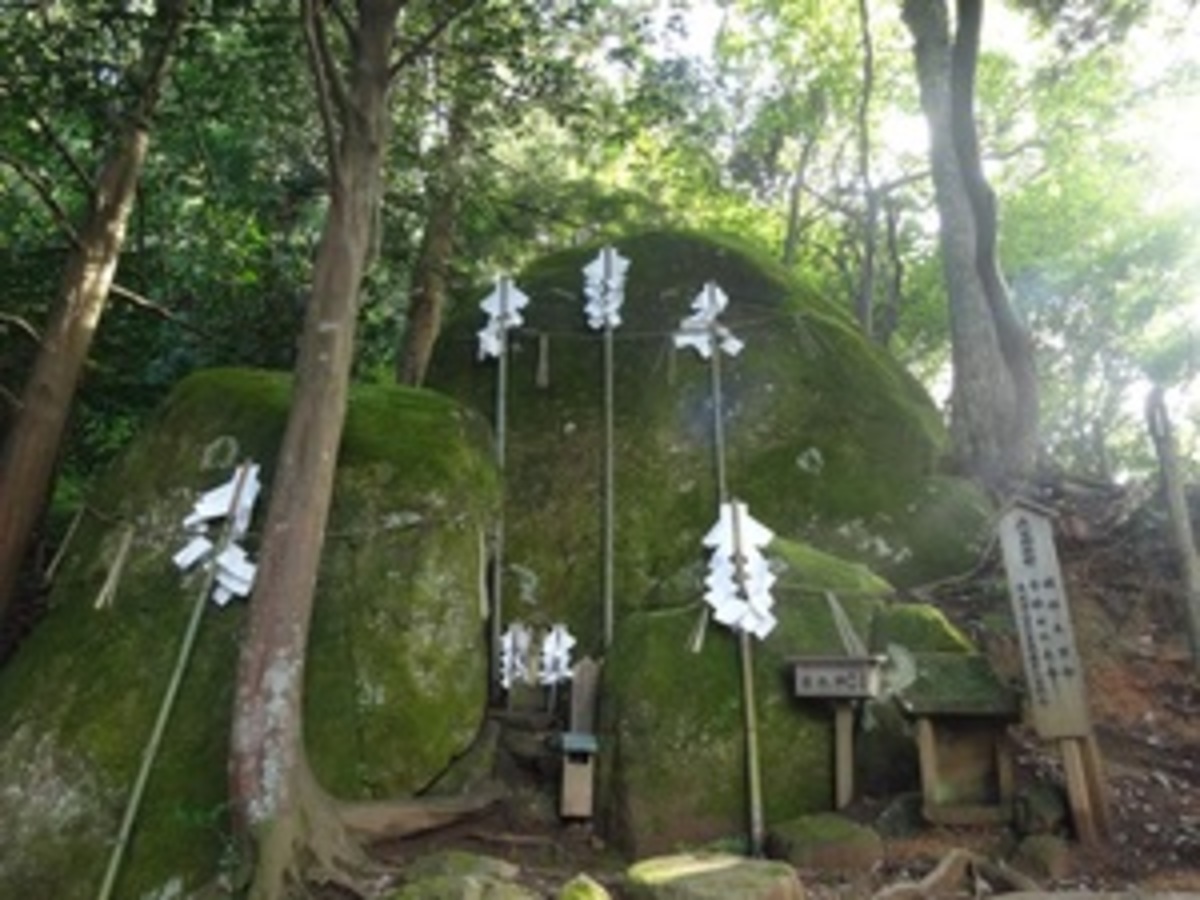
[
  {"x1": 896, "y1": 653, "x2": 1019, "y2": 717},
  {"x1": 765, "y1": 813, "x2": 884, "y2": 872},
  {"x1": 870, "y1": 602, "x2": 974, "y2": 654},
  {"x1": 771, "y1": 537, "x2": 892, "y2": 599},
  {"x1": 0, "y1": 369, "x2": 498, "y2": 898},
  {"x1": 558, "y1": 873, "x2": 612, "y2": 900},
  {"x1": 625, "y1": 853, "x2": 803, "y2": 900},
  {"x1": 427, "y1": 230, "x2": 982, "y2": 653}
]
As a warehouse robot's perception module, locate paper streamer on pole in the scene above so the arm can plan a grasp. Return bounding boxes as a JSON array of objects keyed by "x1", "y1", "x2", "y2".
[
  {"x1": 673, "y1": 282, "x2": 744, "y2": 359},
  {"x1": 583, "y1": 246, "x2": 630, "y2": 330},
  {"x1": 540, "y1": 623, "x2": 577, "y2": 686},
  {"x1": 477, "y1": 275, "x2": 531, "y2": 359},
  {"x1": 172, "y1": 462, "x2": 261, "y2": 607},
  {"x1": 702, "y1": 500, "x2": 778, "y2": 640},
  {"x1": 499, "y1": 622, "x2": 533, "y2": 690}
]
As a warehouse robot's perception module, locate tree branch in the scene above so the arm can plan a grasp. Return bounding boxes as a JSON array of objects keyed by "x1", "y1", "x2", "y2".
[
  {"x1": 0, "y1": 312, "x2": 42, "y2": 344},
  {"x1": 26, "y1": 106, "x2": 95, "y2": 198},
  {"x1": 312, "y1": 0, "x2": 350, "y2": 118},
  {"x1": 110, "y1": 283, "x2": 222, "y2": 342},
  {"x1": 328, "y1": 0, "x2": 357, "y2": 53},
  {"x1": 388, "y1": 0, "x2": 479, "y2": 78},
  {"x1": 302, "y1": 0, "x2": 344, "y2": 175},
  {"x1": 131, "y1": 0, "x2": 190, "y2": 127},
  {"x1": 0, "y1": 151, "x2": 82, "y2": 245}
]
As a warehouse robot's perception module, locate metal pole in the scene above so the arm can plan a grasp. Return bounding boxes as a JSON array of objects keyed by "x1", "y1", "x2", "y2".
[
  {"x1": 491, "y1": 277, "x2": 510, "y2": 690},
  {"x1": 709, "y1": 291, "x2": 729, "y2": 506},
  {"x1": 97, "y1": 463, "x2": 253, "y2": 900},
  {"x1": 602, "y1": 250, "x2": 616, "y2": 649}
]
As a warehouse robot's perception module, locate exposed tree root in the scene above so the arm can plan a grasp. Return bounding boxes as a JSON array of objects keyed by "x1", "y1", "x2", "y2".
[
  {"x1": 871, "y1": 847, "x2": 1041, "y2": 900},
  {"x1": 247, "y1": 760, "x2": 377, "y2": 900},
  {"x1": 338, "y1": 782, "x2": 505, "y2": 843},
  {"x1": 245, "y1": 758, "x2": 505, "y2": 900}
]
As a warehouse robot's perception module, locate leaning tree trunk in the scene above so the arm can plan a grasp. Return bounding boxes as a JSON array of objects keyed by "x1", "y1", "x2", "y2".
[
  {"x1": 228, "y1": 1, "x2": 400, "y2": 895},
  {"x1": 902, "y1": 0, "x2": 1038, "y2": 490},
  {"x1": 0, "y1": 0, "x2": 187, "y2": 626},
  {"x1": 397, "y1": 89, "x2": 471, "y2": 386},
  {"x1": 854, "y1": 0, "x2": 878, "y2": 338},
  {"x1": 230, "y1": 2, "x2": 496, "y2": 895},
  {"x1": 1146, "y1": 386, "x2": 1200, "y2": 669}
]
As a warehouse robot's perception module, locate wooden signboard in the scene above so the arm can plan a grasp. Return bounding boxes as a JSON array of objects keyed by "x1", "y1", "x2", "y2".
[
  {"x1": 997, "y1": 501, "x2": 1091, "y2": 739},
  {"x1": 789, "y1": 656, "x2": 884, "y2": 809},
  {"x1": 790, "y1": 656, "x2": 884, "y2": 700},
  {"x1": 998, "y1": 500, "x2": 1111, "y2": 845}
]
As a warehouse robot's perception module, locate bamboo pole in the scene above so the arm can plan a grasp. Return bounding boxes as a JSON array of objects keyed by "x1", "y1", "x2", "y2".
[
  {"x1": 97, "y1": 463, "x2": 253, "y2": 900},
  {"x1": 730, "y1": 497, "x2": 765, "y2": 857},
  {"x1": 705, "y1": 288, "x2": 764, "y2": 857}
]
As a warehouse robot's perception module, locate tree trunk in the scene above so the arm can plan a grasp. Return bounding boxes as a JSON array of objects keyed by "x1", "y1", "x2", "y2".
[
  {"x1": 397, "y1": 91, "x2": 471, "y2": 386},
  {"x1": 1146, "y1": 386, "x2": 1200, "y2": 669},
  {"x1": 781, "y1": 136, "x2": 816, "y2": 267},
  {"x1": 232, "y1": 4, "x2": 499, "y2": 893},
  {"x1": 0, "y1": 0, "x2": 187, "y2": 626},
  {"x1": 229, "y1": 1, "x2": 458, "y2": 895},
  {"x1": 902, "y1": 0, "x2": 1038, "y2": 489},
  {"x1": 855, "y1": 0, "x2": 878, "y2": 338}
]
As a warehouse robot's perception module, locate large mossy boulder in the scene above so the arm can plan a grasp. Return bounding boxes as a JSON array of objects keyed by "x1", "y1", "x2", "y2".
[
  {"x1": 598, "y1": 556, "x2": 987, "y2": 855},
  {"x1": 0, "y1": 369, "x2": 498, "y2": 898},
  {"x1": 598, "y1": 554, "x2": 891, "y2": 857},
  {"x1": 427, "y1": 230, "x2": 991, "y2": 651}
]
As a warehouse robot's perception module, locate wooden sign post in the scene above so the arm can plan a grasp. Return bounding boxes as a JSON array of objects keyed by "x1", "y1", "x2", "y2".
[
  {"x1": 998, "y1": 499, "x2": 1111, "y2": 845},
  {"x1": 790, "y1": 656, "x2": 885, "y2": 809}
]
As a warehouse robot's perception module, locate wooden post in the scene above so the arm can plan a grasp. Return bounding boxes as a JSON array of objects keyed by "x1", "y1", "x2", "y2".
[
  {"x1": 833, "y1": 702, "x2": 855, "y2": 809},
  {"x1": 1082, "y1": 734, "x2": 1112, "y2": 834},
  {"x1": 1060, "y1": 737, "x2": 1100, "y2": 847},
  {"x1": 560, "y1": 657, "x2": 600, "y2": 819},
  {"x1": 916, "y1": 717, "x2": 940, "y2": 814}
]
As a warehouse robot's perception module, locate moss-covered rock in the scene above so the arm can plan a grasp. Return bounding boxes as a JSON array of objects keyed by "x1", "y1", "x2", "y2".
[
  {"x1": 765, "y1": 812, "x2": 884, "y2": 873},
  {"x1": 0, "y1": 369, "x2": 498, "y2": 898},
  {"x1": 597, "y1": 534, "x2": 1001, "y2": 855},
  {"x1": 870, "y1": 602, "x2": 975, "y2": 654},
  {"x1": 625, "y1": 853, "x2": 804, "y2": 900},
  {"x1": 387, "y1": 851, "x2": 538, "y2": 899},
  {"x1": 1011, "y1": 833, "x2": 1074, "y2": 881},
  {"x1": 558, "y1": 872, "x2": 613, "y2": 900},
  {"x1": 427, "y1": 230, "x2": 992, "y2": 650},
  {"x1": 597, "y1": 543, "x2": 889, "y2": 857}
]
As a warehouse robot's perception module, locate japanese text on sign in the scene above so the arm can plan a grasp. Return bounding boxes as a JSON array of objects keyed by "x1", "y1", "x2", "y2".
[
  {"x1": 998, "y1": 504, "x2": 1091, "y2": 738},
  {"x1": 791, "y1": 657, "x2": 882, "y2": 700}
]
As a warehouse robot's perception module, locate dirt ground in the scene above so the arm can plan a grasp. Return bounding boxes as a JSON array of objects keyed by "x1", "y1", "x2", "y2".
[{"x1": 375, "y1": 485, "x2": 1200, "y2": 897}]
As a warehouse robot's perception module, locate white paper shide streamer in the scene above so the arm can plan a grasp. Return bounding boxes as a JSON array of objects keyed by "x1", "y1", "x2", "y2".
[
  {"x1": 583, "y1": 246, "x2": 630, "y2": 330},
  {"x1": 499, "y1": 621, "x2": 577, "y2": 689},
  {"x1": 171, "y1": 463, "x2": 261, "y2": 607},
  {"x1": 499, "y1": 622, "x2": 533, "y2": 690},
  {"x1": 702, "y1": 501, "x2": 778, "y2": 640},
  {"x1": 539, "y1": 623, "x2": 577, "y2": 686},
  {"x1": 477, "y1": 275, "x2": 531, "y2": 359},
  {"x1": 673, "y1": 282, "x2": 744, "y2": 359}
]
